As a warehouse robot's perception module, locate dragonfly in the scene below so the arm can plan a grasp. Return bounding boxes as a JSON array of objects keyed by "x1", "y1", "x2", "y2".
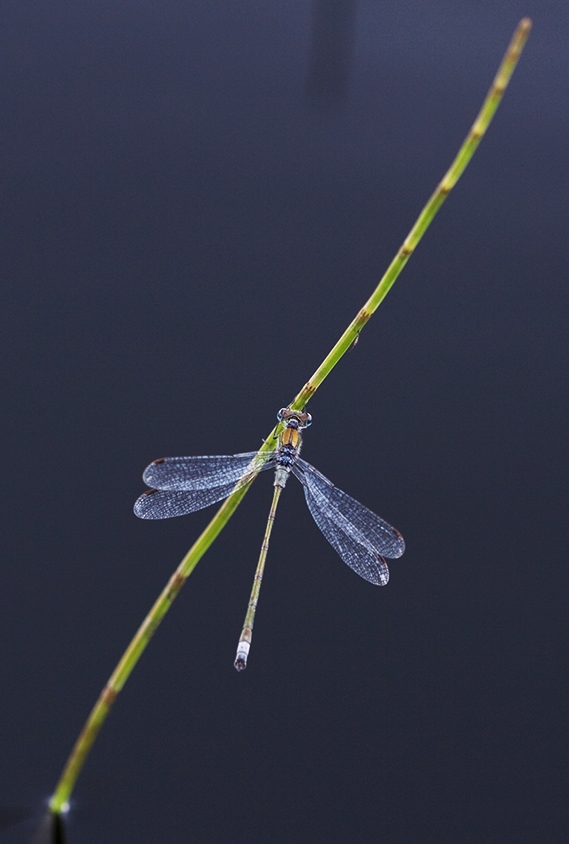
[{"x1": 134, "y1": 408, "x2": 405, "y2": 670}]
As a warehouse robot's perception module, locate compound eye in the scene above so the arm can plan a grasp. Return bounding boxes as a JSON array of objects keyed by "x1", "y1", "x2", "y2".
[
  {"x1": 277, "y1": 408, "x2": 287, "y2": 422},
  {"x1": 304, "y1": 413, "x2": 313, "y2": 427}
]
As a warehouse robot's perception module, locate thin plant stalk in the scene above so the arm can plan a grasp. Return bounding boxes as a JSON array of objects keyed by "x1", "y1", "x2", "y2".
[
  {"x1": 48, "y1": 18, "x2": 531, "y2": 817},
  {"x1": 289, "y1": 17, "x2": 532, "y2": 413}
]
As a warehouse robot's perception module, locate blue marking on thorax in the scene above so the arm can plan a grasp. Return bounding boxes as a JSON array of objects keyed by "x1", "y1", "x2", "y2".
[{"x1": 277, "y1": 444, "x2": 297, "y2": 468}]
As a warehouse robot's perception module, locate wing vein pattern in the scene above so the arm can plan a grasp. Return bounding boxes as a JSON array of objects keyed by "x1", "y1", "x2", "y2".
[
  {"x1": 134, "y1": 451, "x2": 274, "y2": 520},
  {"x1": 292, "y1": 459, "x2": 405, "y2": 585}
]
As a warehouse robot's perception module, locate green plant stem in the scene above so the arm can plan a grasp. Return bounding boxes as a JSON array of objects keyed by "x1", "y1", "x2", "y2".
[
  {"x1": 48, "y1": 459, "x2": 270, "y2": 814},
  {"x1": 290, "y1": 17, "x2": 532, "y2": 412},
  {"x1": 49, "y1": 17, "x2": 531, "y2": 816}
]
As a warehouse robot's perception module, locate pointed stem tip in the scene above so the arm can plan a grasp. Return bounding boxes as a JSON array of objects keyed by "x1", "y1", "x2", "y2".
[{"x1": 510, "y1": 18, "x2": 532, "y2": 54}]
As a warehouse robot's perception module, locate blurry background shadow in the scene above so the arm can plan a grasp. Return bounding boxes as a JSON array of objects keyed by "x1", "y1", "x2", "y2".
[
  {"x1": 0, "y1": 808, "x2": 34, "y2": 835},
  {"x1": 31, "y1": 812, "x2": 66, "y2": 844},
  {"x1": 305, "y1": 0, "x2": 358, "y2": 107}
]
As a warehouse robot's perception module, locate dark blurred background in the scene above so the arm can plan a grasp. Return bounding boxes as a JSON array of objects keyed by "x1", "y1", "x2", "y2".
[{"x1": 0, "y1": 1, "x2": 567, "y2": 842}]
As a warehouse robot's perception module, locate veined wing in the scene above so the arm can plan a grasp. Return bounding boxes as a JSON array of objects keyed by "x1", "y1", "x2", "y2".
[
  {"x1": 134, "y1": 451, "x2": 274, "y2": 520},
  {"x1": 292, "y1": 460, "x2": 404, "y2": 586},
  {"x1": 294, "y1": 459, "x2": 405, "y2": 558},
  {"x1": 134, "y1": 482, "x2": 248, "y2": 519},
  {"x1": 142, "y1": 451, "x2": 273, "y2": 491}
]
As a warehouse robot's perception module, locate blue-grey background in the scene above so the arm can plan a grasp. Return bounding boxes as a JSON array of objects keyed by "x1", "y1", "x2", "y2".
[{"x1": 0, "y1": 1, "x2": 567, "y2": 842}]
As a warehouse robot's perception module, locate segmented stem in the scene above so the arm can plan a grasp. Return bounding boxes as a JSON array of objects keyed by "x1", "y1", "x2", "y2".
[
  {"x1": 49, "y1": 474, "x2": 260, "y2": 814},
  {"x1": 234, "y1": 484, "x2": 283, "y2": 671},
  {"x1": 48, "y1": 19, "x2": 531, "y2": 816},
  {"x1": 289, "y1": 17, "x2": 532, "y2": 412}
]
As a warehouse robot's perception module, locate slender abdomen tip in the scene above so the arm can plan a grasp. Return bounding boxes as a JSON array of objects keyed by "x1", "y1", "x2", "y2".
[{"x1": 234, "y1": 640, "x2": 250, "y2": 671}]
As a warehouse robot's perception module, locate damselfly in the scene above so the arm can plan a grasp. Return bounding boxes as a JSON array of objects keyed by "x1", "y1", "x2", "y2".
[{"x1": 134, "y1": 408, "x2": 405, "y2": 670}]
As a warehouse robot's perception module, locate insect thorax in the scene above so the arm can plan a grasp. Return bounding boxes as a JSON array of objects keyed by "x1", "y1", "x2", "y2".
[
  {"x1": 273, "y1": 424, "x2": 301, "y2": 488},
  {"x1": 272, "y1": 407, "x2": 311, "y2": 488}
]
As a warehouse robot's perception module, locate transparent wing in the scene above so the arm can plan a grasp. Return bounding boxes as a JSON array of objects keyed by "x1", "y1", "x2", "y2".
[
  {"x1": 292, "y1": 459, "x2": 405, "y2": 586},
  {"x1": 142, "y1": 451, "x2": 273, "y2": 491},
  {"x1": 295, "y1": 459, "x2": 405, "y2": 558},
  {"x1": 135, "y1": 482, "x2": 247, "y2": 519},
  {"x1": 134, "y1": 451, "x2": 274, "y2": 519}
]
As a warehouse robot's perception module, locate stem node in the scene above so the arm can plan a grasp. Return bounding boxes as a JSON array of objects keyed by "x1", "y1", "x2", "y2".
[{"x1": 47, "y1": 19, "x2": 531, "y2": 810}]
